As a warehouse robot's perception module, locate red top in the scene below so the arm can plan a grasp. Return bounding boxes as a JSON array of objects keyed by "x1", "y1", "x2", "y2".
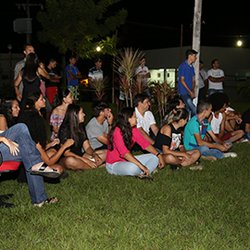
[{"x1": 106, "y1": 127, "x2": 150, "y2": 164}]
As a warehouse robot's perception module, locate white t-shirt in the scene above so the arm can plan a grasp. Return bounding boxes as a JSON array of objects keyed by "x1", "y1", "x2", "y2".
[
  {"x1": 207, "y1": 68, "x2": 224, "y2": 90},
  {"x1": 211, "y1": 112, "x2": 223, "y2": 134},
  {"x1": 135, "y1": 65, "x2": 150, "y2": 85},
  {"x1": 135, "y1": 107, "x2": 156, "y2": 134}
]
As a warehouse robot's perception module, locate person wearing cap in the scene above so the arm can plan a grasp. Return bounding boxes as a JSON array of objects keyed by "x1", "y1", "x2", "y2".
[{"x1": 177, "y1": 49, "x2": 198, "y2": 117}]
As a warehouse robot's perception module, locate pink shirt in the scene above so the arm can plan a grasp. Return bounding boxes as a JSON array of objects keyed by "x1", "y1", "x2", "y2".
[{"x1": 106, "y1": 127, "x2": 150, "y2": 164}]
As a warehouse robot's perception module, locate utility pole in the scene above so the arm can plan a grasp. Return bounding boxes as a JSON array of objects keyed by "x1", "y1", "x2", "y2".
[
  {"x1": 192, "y1": 0, "x2": 202, "y2": 106},
  {"x1": 16, "y1": 0, "x2": 43, "y2": 43}
]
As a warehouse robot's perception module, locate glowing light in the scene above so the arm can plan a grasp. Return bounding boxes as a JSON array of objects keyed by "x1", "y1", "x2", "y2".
[
  {"x1": 96, "y1": 46, "x2": 101, "y2": 52},
  {"x1": 236, "y1": 40, "x2": 243, "y2": 47}
]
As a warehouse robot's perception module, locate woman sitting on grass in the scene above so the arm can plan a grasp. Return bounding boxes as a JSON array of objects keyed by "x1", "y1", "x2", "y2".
[
  {"x1": 18, "y1": 92, "x2": 74, "y2": 173},
  {"x1": 106, "y1": 107, "x2": 164, "y2": 177},
  {"x1": 50, "y1": 89, "x2": 74, "y2": 141},
  {"x1": 0, "y1": 99, "x2": 20, "y2": 132},
  {"x1": 58, "y1": 103, "x2": 104, "y2": 170},
  {"x1": 154, "y1": 108, "x2": 202, "y2": 170}
]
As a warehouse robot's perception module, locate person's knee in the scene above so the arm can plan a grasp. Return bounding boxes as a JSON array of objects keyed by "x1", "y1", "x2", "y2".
[
  {"x1": 16, "y1": 123, "x2": 29, "y2": 133},
  {"x1": 199, "y1": 145, "x2": 209, "y2": 154}
]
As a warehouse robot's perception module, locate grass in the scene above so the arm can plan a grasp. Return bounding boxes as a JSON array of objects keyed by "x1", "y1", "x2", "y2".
[{"x1": 1, "y1": 143, "x2": 250, "y2": 250}]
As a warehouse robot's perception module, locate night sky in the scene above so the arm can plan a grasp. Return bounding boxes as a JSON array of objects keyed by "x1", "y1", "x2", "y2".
[{"x1": 1, "y1": 0, "x2": 249, "y2": 54}]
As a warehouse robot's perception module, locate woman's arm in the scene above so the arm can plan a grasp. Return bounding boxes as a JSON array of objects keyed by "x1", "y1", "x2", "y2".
[
  {"x1": 124, "y1": 152, "x2": 150, "y2": 175},
  {"x1": 36, "y1": 139, "x2": 74, "y2": 165},
  {"x1": 83, "y1": 140, "x2": 102, "y2": 165},
  {"x1": 0, "y1": 115, "x2": 8, "y2": 132}
]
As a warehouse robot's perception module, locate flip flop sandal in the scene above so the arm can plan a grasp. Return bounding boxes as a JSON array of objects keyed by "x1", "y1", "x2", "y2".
[
  {"x1": 136, "y1": 174, "x2": 153, "y2": 181},
  {"x1": 31, "y1": 163, "x2": 61, "y2": 179},
  {"x1": 45, "y1": 197, "x2": 59, "y2": 204},
  {"x1": 34, "y1": 197, "x2": 59, "y2": 207}
]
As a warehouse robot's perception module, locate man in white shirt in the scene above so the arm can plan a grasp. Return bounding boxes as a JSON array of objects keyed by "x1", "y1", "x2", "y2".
[
  {"x1": 88, "y1": 58, "x2": 103, "y2": 82},
  {"x1": 134, "y1": 93, "x2": 158, "y2": 144},
  {"x1": 207, "y1": 58, "x2": 225, "y2": 96},
  {"x1": 14, "y1": 44, "x2": 35, "y2": 96},
  {"x1": 135, "y1": 56, "x2": 151, "y2": 96}
]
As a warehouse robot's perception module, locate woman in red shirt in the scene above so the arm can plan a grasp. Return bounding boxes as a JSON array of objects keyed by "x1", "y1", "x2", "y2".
[{"x1": 106, "y1": 107, "x2": 164, "y2": 177}]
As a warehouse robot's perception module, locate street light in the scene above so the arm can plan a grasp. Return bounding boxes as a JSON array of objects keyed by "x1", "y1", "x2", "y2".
[
  {"x1": 236, "y1": 39, "x2": 243, "y2": 47},
  {"x1": 96, "y1": 46, "x2": 101, "y2": 52}
]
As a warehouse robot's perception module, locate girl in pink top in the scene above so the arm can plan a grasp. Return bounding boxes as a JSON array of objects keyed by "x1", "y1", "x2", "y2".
[{"x1": 106, "y1": 107, "x2": 164, "y2": 177}]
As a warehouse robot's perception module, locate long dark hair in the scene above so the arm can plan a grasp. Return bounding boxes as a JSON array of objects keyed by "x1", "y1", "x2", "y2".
[
  {"x1": 18, "y1": 91, "x2": 47, "y2": 148},
  {"x1": 59, "y1": 103, "x2": 86, "y2": 145},
  {"x1": 22, "y1": 52, "x2": 39, "y2": 82},
  {"x1": 108, "y1": 107, "x2": 134, "y2": 151},
  {"x1": 0, "y1": 99, "x2": 19, "y2": 127}
]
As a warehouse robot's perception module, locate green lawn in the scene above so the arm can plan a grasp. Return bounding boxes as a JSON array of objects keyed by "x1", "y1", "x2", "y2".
[{"x1": 1, "y1": 142, "x2": 250, "y2": 250}]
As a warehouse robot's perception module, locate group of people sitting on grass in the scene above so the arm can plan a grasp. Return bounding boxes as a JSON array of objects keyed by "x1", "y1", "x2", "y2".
[{"x1": 0, "y1": 90, "x2": 249, "y2": 207}]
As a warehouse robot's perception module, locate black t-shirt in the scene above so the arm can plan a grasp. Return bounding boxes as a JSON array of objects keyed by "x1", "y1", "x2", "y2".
[
  {"x1": 18, "y1": 109, "x2": 47, "y2": 148},
  {"x1": 45, "y1": 67, "x2": 58, "y2": 88},
  {"x1": 154, "y1": 124, "x2": 182, "y2": 151},
  {"x1": 59, "y1": 123, "x2": 88, "y2": 156}
]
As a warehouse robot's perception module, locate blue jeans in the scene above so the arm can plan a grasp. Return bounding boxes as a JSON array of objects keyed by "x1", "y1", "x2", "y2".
[
  {"x1": 0, "y1": 123, "x2": 48, "y2": 204},
  {"x1": 196, "y1": 145, "x2": 224, "y2": 159},
  {"x1": 106, "y1": 154, "x2": 159, "y2": 176},
  {"x1": 245, "y1": 132, "x2": 250, "y2": 140},
  {"x1": 180, "y1": 94, "x2": 196, "y2": 117}
]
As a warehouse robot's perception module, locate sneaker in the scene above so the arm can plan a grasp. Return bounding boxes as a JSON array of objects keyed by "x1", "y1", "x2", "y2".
[
  {"x1": 239, "y1": 138, "x2": 249, "y2": 143},
  {"x1": 223, "y1": 152, "x2": 237, "y2": 158},
  {"x1": 33, "y1": 201, "x2": 45, "y2": 207},
  {"x1": 189, "y1": 165, "x2": 203, "y2": 171},
  {"x1": 201, "y1": 156, "x2": 217, "y2": 161}
]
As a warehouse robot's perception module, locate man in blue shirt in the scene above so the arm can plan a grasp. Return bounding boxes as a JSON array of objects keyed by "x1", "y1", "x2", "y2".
[
  {"x1": 65, "y1": 56, "x2": 82, "y2": 89},
  {"x1": 178, "y1": 49, "x2": 198, "y2": 117}
]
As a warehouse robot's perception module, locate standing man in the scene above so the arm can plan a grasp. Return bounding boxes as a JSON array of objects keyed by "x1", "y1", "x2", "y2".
[
  {"x1": 45, "y1": 58, "x2": 61, "y2": 105},
  {"x1": 198, "y1": 60, "x2": 208, "y2": 103},
  {"x1": 88, "y1": 57, "x2": 103, "y2": 82},
  {"x1": 134, "y1": 93, "x2": 159, "y2": 144},
  {"x1": 13, "y1": 44, "x2": 35, "y2": 96},
  {"x1": 135, "y1": 56, "x2": 151, "y2": 96},
  {"x1": 177, "y1": 49, "x2": 198, "y2": 117},
  {"x1": 207, "y1": 58, "x2": 225, "y2": 96},
  {"x1": 65, "y1": 56, "x2": 82, "y2": 89}
]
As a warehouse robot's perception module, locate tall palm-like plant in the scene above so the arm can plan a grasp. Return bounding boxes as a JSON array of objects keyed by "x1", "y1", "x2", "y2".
[
  {"x1": 89, "y1": 76, "x2": 108, "y2": 101},
  {"x1": 114, "y1": 48, "x2": 144, "y2": 107},
  {"x1": 151, "y1": 81, "x2": 176, "y2": 123}
]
